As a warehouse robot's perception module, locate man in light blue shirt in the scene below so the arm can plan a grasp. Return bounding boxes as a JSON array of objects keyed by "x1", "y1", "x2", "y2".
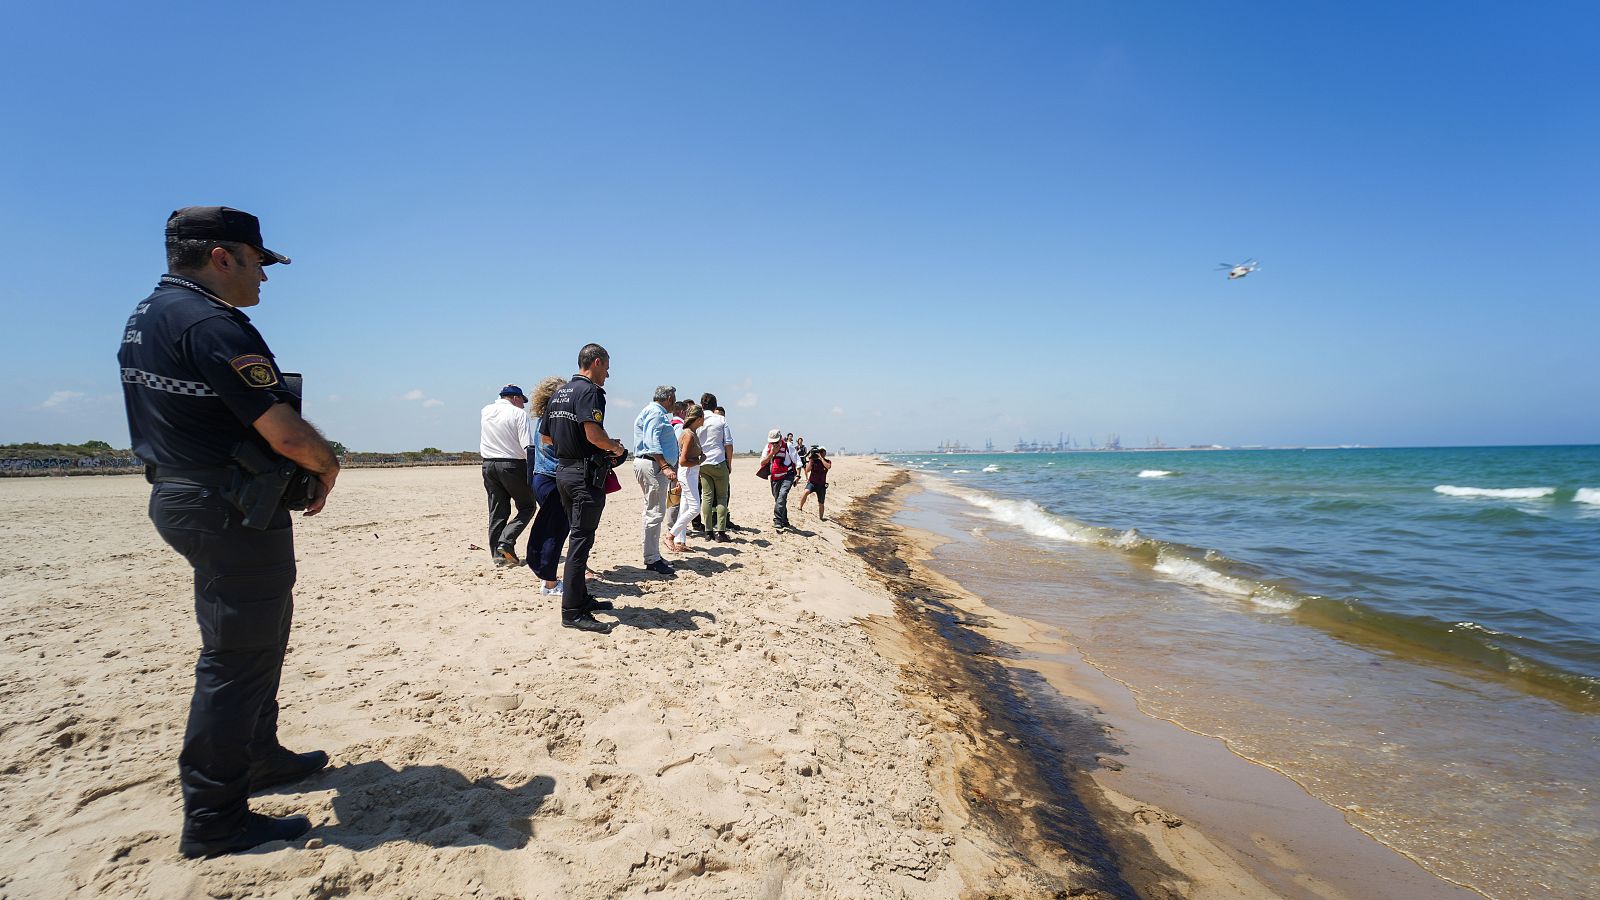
[{"x1": 632, "y1": 385, "x2": 679, "y2": 575}]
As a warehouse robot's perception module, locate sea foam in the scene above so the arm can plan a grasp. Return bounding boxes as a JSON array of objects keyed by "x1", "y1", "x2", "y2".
[
  {"x1": 931, "y1": 483, "x2": 1099, "y2": 544},
  {"x1": 981, "y1": 464, "x2": 1000, "y2": 473},
  {"x1": 1575, "y1": 488, "x2": 1600, "y2": 506},
  {"x1": 1152, "y1": 552, "x2": 1300, "y2": 610},
  {"x1": 1434, "y1": 485, "x2": 1556, "y2": 500},
  {"x1": 1138, "y1": 470, "x2": 1173, "y2": 478}
]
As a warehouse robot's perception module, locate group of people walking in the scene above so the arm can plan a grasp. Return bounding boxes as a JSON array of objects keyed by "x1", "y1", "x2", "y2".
[{"x1": 478, "y1": 345, "x2": 834, "y2": 636}]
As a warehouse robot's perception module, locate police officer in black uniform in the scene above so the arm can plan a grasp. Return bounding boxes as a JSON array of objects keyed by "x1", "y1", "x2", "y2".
[
  {"x1": 118, "y1": 207, "x2": 341, "y2": 858},
  {"x1": 540, "y1": 343, "x2": 628, "y2": 634}
]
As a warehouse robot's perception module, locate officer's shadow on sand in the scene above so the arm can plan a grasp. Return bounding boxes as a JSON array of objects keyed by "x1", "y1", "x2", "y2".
[
  {"x1": 605, "y1": 558, "x2": 732, "y2": 581},
  {"x1": 294, "y1": 761, "x2": 556, "y2": 851},
  {"x1": 608, "y1": 606, "x2": 716, "y2": 631}
]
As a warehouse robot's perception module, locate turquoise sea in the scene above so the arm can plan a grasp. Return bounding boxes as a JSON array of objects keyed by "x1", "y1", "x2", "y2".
[{"x1": 890, "y1": 445, "x2": 1599, "y2": 898}]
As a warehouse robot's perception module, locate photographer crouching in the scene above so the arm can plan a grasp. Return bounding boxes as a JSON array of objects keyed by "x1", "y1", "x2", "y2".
[{"x1": 118, "y1": 207, "x2": 338, "y2": 858}]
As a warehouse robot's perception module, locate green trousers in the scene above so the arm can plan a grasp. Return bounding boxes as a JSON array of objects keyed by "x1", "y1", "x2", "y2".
[{"x1": 699, "y1": 462, "x2": 730, "y2": 532}]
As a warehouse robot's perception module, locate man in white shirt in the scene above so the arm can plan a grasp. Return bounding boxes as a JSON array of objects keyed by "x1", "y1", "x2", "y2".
[
  {"x1": 479, "y1": 384, "x2": 536, "y2": 566},
  {"x1": 695, "y1": 393, "x2": 735, "y2": 542}
]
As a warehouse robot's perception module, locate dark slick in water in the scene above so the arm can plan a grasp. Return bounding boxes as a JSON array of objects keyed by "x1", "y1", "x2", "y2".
[{"x1": 838, "y1": 471, "x2": 1182, "y2": 899}]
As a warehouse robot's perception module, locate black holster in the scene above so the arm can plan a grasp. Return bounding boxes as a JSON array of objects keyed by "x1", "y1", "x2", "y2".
[
  {"x1": 230, "y1": 442, "x2": 316, "y2": 529},
  {"x1": 583, "y1": 457, "x2": 608, "y2": 491}
]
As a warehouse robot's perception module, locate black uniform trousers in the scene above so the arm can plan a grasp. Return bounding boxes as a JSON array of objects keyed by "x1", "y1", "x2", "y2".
[
  {"x1": 483, "y1": 459, "x2": 536, "y2": 553},
  {"x1": 555, "y1": 462, "x2": 606, "y2": 614},
  {"x1": 150, "y1": 483, "x2": 295, "y2": 842}
]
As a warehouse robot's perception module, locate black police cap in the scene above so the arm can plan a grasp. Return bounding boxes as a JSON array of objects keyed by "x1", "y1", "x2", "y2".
[{"x1": 166, "y1": 206, "x2": 292, "y2": 265}]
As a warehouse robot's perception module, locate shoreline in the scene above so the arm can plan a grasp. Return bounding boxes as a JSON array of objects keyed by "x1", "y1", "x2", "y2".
[{"x1": 848, "y1": 468, "x2": 1482, "y2": 899}]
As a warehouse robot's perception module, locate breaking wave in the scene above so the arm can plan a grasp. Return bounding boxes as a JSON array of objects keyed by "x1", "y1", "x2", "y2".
[
  {"x1": 924, "y1": 478, "x2": 1300, "y2": 611},
  {"x1": 1138, "y1": 470, "x2": 1174, "y2": 478},
  {"x1": 931, "y1": 485, "x2": 1101, "y2": 544},
  {"x1": 1575, "y1": 488, "x2": 1600, "y2": 506},
  {"x1": 981, "y1": 464, "x2": 1001, "y2": 473},
  {"x1": 1434, "y1": 485, "x2": 1556, "y2": 500},
  {"x1": 1152, "y1": 552, "x2": 1301, "y2": 611}
]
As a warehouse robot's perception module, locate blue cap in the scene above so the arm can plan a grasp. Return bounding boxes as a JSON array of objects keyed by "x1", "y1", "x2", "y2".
[{"x1": 499, "y1": 384, "x2": 525, "y2": 398}]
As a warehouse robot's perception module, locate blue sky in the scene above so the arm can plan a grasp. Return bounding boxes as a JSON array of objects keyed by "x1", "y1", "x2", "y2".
[{"x1": 2, "y1": 2, "x2": 1595, "y2": 452}]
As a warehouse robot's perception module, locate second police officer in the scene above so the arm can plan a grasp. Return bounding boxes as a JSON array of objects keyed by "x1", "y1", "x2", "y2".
[
  {"x1": 118, "y1": 207, "x2": 341, "y2": 858},
  {"x1": 540, "y1": 343, "x2": 628, "y2": 634}
]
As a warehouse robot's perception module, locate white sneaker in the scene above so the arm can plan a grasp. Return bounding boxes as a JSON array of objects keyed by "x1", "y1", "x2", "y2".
[{"x1": 539, "y1": 581, "x2": 563, "y2": 596}]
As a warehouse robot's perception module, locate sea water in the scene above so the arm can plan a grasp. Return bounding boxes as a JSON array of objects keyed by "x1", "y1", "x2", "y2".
[{"x1": 890, "y1": 446, "x2": 1599, "y2": 898}]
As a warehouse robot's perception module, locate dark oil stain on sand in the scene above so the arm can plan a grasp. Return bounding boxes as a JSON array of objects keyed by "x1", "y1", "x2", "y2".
[{"x1": 839, "y1": 471, "x2": 1186, "y2": 900}]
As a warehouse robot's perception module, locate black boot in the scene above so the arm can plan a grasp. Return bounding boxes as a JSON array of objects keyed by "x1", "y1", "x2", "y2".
[
  {"x1": 562, "y1": 612, "x2": 613, "y2": 634},
  {"x1": 249, "y1": 748, "x2": 329, "y2": 793},
  {"x1": 180, "y1": 812, "x2": 312, "y2": 859}
]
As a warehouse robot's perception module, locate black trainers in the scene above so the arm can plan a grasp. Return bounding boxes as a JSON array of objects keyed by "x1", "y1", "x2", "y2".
[
  {"x1": 562, "y1": 612, "x2": 613, "y2": 634},
  {"x1": 584, "y1": 598, "x2": 615, "y2": 612},
  {"x1": 179, "y1": 812, "x2": 312, "y2": 859},
  {"x1": 645, "y1": 559, "x2": 675, "y2": 576},
  {"x1": 249, "y1": 748, "x2": 329, "y2": 793},
  {"x1": 714, "y1": 531, "x2": 730, "y2": 542}
]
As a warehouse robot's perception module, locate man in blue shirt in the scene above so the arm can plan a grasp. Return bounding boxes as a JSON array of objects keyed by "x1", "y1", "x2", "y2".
[{"x1": 632, "y1": 385, "x2": 679, "y2": 575}]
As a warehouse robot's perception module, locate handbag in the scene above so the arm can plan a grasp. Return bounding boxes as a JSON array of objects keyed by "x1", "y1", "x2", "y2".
[{"x1": 604, "y1": 470, "x2": 622, "y2": 494}]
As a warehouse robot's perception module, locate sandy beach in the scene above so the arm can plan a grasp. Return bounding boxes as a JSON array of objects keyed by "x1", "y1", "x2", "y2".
[{"x1": 0, "y1": 458, "x2": 1465, "y2": 898}]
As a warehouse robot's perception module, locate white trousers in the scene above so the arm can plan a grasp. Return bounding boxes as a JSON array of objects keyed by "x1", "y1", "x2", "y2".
[{"x1": 670, "y1": 464, "x2": 702, "y2": 544}]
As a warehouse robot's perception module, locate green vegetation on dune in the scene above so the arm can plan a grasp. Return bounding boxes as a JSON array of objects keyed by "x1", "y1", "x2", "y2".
[{"x1": 1, "y1": 440, "x2": 121, "y2": 459}]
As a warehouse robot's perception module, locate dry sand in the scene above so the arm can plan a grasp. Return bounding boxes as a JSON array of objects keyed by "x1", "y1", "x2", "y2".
[{"x1": 2, "y1": 457, "x2": 1291, "y2": 898}]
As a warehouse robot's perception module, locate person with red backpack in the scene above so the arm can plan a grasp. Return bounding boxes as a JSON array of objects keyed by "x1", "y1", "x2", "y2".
[{"x1": 759, "y1": 428, "x2": 802, "y2": 531}]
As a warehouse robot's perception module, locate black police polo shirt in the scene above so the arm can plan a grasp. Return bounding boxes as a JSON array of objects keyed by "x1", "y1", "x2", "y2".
[
  {"x1": 540, "y1": 374, "x2": 607, "y2": 461},
  {"x1": 118, "y1": 277, "x2": 291, "y2": 468}
]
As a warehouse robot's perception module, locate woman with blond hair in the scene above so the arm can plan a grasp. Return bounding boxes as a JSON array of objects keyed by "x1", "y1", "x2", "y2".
[
  {"x1": 667, "y1": 403, "x2": 707, "y2": 552},
  {"x1": 523, "y1": 376, "x2": 572, "y2": 596}
]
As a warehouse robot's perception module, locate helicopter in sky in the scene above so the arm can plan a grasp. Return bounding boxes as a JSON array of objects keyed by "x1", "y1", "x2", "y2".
[{"x1": 1218, "y1": 259, "x2": 1261, "y2": 280}]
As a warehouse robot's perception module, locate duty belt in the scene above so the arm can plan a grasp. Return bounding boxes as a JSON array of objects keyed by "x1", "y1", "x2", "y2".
[{"x1": 146, "y1": 464, "x2": 237, "y2": 489}]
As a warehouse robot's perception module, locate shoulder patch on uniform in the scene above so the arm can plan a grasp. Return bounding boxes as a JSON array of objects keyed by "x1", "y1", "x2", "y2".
[
  {"x1": 592, "y1": 410, "x2": 604, "y2": 423},
  {"x1": 230, "y1": 353, "x2": 279, "y2": 388}
]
